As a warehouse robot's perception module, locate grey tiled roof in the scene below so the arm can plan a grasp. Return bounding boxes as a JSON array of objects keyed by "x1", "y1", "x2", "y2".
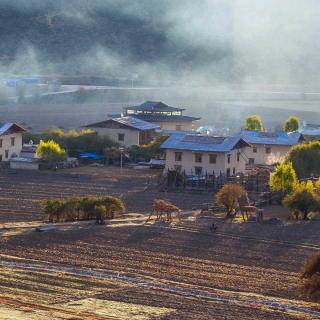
[
  {"x1": 132, "y1": 114, "x2": 200, "y2": 122},
  {"x1": 127, "y1": 101, "x2": 185, "y2": 112}
]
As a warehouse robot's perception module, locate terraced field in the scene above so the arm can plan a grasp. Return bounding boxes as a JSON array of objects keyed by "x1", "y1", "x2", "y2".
[
  {"x1": 0, "y1": 167, "x2": 213, "y2": 222},
  {"x1": 0, "y1": 167, "x2": 319, "y2": 319}
]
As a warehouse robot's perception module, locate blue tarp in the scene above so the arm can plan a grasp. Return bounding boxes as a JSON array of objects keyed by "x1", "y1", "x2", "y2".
[{"x1": 79, "y1": 153, "x2": 103, "y2": 160}]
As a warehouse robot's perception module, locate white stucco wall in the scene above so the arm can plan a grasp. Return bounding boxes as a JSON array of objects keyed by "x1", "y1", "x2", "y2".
[
  {"x1": 0, "y1": 133, "x2": 23, "y2": 162},
  {"x1": 164, "y1": 148, "x2": 246, "y2": 176},
  {"x1": 91, "y1": 127, "x2": 140, "y2": 147},
  {"x1": 155, "y1": 121, "x2": 197, "y2": 131},
  {"x1": 243, "y1": 144, "x2": 292, "y2": 165}
]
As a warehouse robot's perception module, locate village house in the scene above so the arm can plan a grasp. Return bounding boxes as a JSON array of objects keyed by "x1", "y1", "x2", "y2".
[
  {"x1": 161, "y1": 133, "x2": 250, "y2": 176},
  {"x1": 0, "y1": 122, "x2": 26, "y2": 162},
  {"x1": 123, "y1": 101, "x2": 200, "y2": 131},
  {"x1": 84, "y1": 116, "x2": 160, "y2": 147},
  {"x1": 299, "y1": 123, "x2": 320, "y2": 141},
  {"x1": 240, "y1": 130, "x2": 304, "y2": 166}
]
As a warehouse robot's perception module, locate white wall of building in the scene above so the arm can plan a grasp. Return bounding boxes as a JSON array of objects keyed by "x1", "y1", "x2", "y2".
[
  {"x1": 91, "y1": 127, "x2": 140, "y2": 147},
  {"x1": 164, "y1": 148, "x2": 246, "y2": 176},
  {"x1": 243, "y1": 144, "x2": 291, "y2": 165},
  {"x1": 155, "y1": 121, "x2": 196, "y2": 131},
  {"x1": 0, "y1": 132, "x2": 23, "y2": 162}
]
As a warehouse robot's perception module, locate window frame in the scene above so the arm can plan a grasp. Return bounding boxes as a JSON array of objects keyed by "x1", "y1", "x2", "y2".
[
  {"x1": 209, "y1": 154, "x2": 217, "y2": 164},
  {"x1": 194, "y1": 153, "x2": 202, "y2": 163},
  {"x1": 174, "y1": 152, "x2": 182, "y2": 162},
  {"x1": 118, "y1": 133, "x2": 125, "y2": 142}
]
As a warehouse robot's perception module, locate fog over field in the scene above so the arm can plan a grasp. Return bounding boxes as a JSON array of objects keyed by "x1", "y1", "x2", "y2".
[{"x1": 0, "y1": 0, "x2": 320, "y2": 130}]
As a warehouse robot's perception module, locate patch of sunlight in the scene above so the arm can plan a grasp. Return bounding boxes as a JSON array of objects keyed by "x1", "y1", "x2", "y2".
[
  {"x1": 63, "y1": 298, "x2": 175, "y2": 319},
  {"x1": 0, "y1": 306, "x2": 66, "y2": 320}
]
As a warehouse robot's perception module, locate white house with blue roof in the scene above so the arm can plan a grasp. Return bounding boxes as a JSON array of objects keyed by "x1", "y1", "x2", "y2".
[
  {"x1": 240, "y1": 130, "x2": 304, "y2": 166},
  {"x1": 161, "y1": 133, "x2": 250, "y2": 176},
  {"x1": 85, "y1": 116, "x2": 160, "y2": 147},
  {"x1": 0, "y1": 122, "x2": 26, "y2": 162}
]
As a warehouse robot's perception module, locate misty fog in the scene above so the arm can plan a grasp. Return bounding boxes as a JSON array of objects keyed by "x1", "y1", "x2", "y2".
[{"x1": 1, "y1": 0, "x2": 320, "y2": 132}]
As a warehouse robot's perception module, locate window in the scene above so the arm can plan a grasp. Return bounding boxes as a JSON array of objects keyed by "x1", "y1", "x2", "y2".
[
  {"x1": 175, "y1": 152, "x2": 182, "y2": 162},
  {"x1": 11, "y1": 137, "x2": 15, "y2": 146},
  {"x1": 226, "y1": 168, "x2": 231, "y2": 177},
  {"x1": 0, "y1": 139, "x2": 2, "y2": 148},
  {"x1": 174, "y1": 165, "x2": 182, "y2": 172},
  {"x1": 237, "y1": 152, "x2": 240, "y2": 162},
  {"x1": 249, "y1": 158, "x2": 255, "y2": 165},
  {"x1": 266, "y1": 147, "x2": 271, "y2": 154},
  {"x1": 253, "y1": 146, "x2": 257, "y2": 153},
  {"x1": 118, "y1": 133, "x2": 125, "y2": 141},
  {"x1": 195, "y1": 166, "x2": 203, "y2": 175},
  {"x1": 194, "y1": 153, "x2": 202, "y2": 163},
  {"x1": 5, "y1": 150, "x2": 9, "y2": 159},
  {"x1": 227, "y1": 154, "x2": 231, "y2": 164},
  {"x1": 233, "y1": 167, "x2": 236, "y2": 175},
  {"x1": 209, "y1": 154, "x2": 217, "y2": 164},
  {"x1": 0, "y1": 155, "x2": 2, "y2": 161},
  {"x1": 175, "y1": 125, "x2": 182, "y2": 131}
]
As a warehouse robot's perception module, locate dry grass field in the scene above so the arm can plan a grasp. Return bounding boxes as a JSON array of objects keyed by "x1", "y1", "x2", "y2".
[{"x1": 0, "y1": 166, "x2": 319, "y2": 319}]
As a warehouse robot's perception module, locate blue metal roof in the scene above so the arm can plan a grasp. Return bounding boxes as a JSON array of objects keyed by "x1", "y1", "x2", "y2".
[
  {"x1": 299, "y1": 124, "x2": 320, "y2": 136},
  {"x1": 240, "y1": 130, "x2": 302, "y2": 146},
  {"x1": 0, "y1": 122, "x2": 26, "y2": 136},
  {"x1": 161, "y1": 133, "x2": 249, "y2": 152},
  {"x1": 86, "y1": 116, "x2": 160, "y2": 131},
  {"x1": 114, "y1": 116, "x2": 160, "y2": 130}
]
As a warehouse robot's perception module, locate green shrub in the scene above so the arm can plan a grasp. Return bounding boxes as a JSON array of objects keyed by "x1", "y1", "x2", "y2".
[
  {"x1": 270, "y1": 161, "x2": 298, "y2": 196},
  {"x1": 244, "y1": 115, "x2": 263, "y2": 131},
  {"x1": 129, "y1": 134, "x2": 169, "y2": 161},
  {"x1": 24, "y1": 128, "x2": 118, "y2": 157},
  {"x1": 41, "y1": 195, "x2": 125, "y2": 222},
  {"x1": 283, "y1": 115, "x2": 300, "y2": 132},
  {"x1": 283, "y1": 181, "x2": 320, "y2": 220},
  {"x1": 287, "y1": 141, "x2": 320, "y2": 178},
  {"x1": 36, "y1": 140, "x2": 67, "y2": 164}
]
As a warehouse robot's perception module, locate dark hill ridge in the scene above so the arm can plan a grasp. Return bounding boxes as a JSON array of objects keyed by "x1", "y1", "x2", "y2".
[{"x1": 0, "y1": 1, "x2": 232, "y2": 79}]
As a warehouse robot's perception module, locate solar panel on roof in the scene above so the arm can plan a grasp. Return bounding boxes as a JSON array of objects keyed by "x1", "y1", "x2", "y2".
[
  {"x1": 258, "y1": 132, "x2": 277, "y2": 138},
  {"x1": 182, "y1": 135, "x2": 226, "y2": 144}
]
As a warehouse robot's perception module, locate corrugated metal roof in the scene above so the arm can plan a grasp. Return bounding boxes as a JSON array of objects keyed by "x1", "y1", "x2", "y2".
[
  {"x1": 161, "y1": 133, "x2": 249, "y2": 152},
  {"x1": 115, "y1": 116, "x2": 160, "y2": 130},
  {"x1": 0, "y1": 122, "x2": 27, "y2": 136},
  {"x1": 299, "y1": 124, "x2": 320, "y2": 136},
  {"x1": 86, "y1": 116, "x2": 160, "y2": 131},
  {"x1": 133, "y1": 114, "x2": 200, "y2": 122},
  {"x1": 128, "y1": 101, "x2": 185, "y2": 112},
  {"x1": 240, "y1": 130, "x2": 302, "y2": 145},
  {"x1": 0, "y1": 123, "x2": 13, "y2": 135}
]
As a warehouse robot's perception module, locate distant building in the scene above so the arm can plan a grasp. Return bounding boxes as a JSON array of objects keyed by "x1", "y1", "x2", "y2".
[
  {"x1": 0, "y1": 122, "x2": 26, "y2": 162},
  {"x1": 240, "y1": 130, "x2": 304, "y2": 166},
  {"x1": 161, "y1": 133, "x2": 250, "y2": 176},
  {"x1": 299, "y1": 123, "x2": 320, "y2": 141},
  {"x1": 124, "y1": 101, "x2": 200, "y2": 131},
  {"x1": 84, "y1": 116, "x2": 160, "y2": 147}
]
